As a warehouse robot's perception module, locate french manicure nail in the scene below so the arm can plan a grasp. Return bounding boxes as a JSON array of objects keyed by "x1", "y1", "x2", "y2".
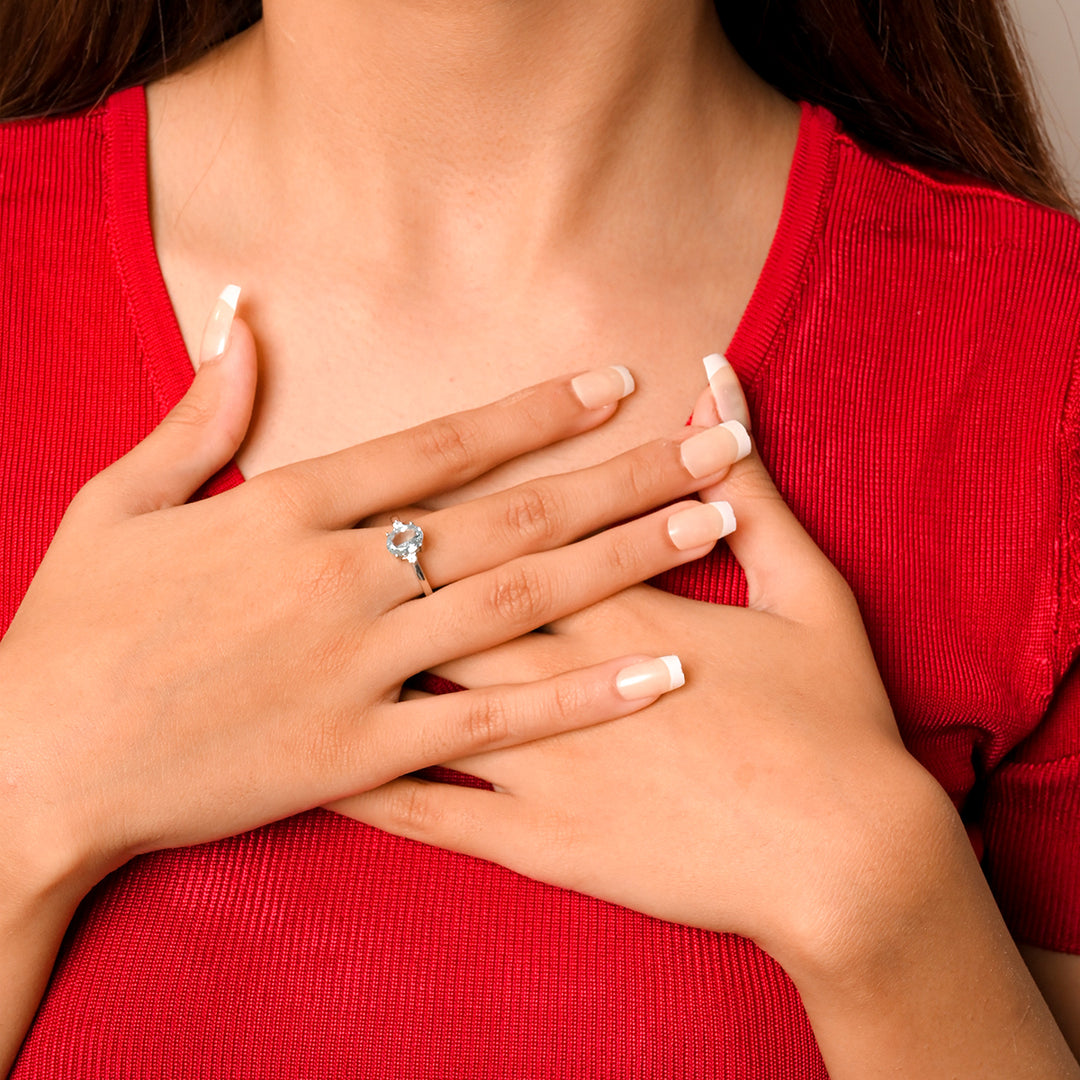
[
  {"x1": 570, "y1": 365, "x2": 636, "y2": 409},
  {"x1": 615, "y1": 655, "x2": 686, "y2": 700},
  {"x1": 667, "y1": 501, "x2": 736, "y2": 550},
  {"x1": 679, "y1": 420, "x2": 751, "y2": 478},
  {"x1": 198, "y1": 284, "x2": 241, "y2": 366},
  {"x1": 703, "y1": 354, "x2": 752, "y2": 430}
]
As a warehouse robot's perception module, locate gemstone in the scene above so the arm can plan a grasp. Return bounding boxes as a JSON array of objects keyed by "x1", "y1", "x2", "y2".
[{"x1": 386, "y1": 519, "x2": 423, "y2": 562}]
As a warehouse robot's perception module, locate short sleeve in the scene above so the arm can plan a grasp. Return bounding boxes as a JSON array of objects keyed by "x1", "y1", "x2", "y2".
[{"x1": 982, "y1": 660, "x2": 1080, "y2": 953}]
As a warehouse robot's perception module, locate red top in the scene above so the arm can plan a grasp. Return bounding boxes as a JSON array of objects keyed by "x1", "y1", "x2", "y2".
[{"x1": 2, "y1": 86, "x2": 1079, "y2": 1078}]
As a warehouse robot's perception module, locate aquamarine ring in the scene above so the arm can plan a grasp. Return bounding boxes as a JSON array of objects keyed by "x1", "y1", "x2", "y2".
[{"x1": 386, "y1": 519, "x2": 434, "y2": 597}]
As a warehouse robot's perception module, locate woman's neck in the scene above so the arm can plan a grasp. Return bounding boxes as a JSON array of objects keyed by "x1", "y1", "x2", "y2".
[
  {"x1": 149, "y1": 1, "x2": 795, "y2": 294},
  {"x1": 145, "y1": 2, "x2": 799, "y2": 484}
]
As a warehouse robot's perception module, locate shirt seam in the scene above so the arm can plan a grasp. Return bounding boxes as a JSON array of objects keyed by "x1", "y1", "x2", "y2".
[
  {"x1": 1056, "y1": 330, "x2": 1080, "y2": 681},
  {"x1": 102, "y1": 91, "x2": 175, "y2": 423},
  {"x1": 834, "y1": 129, "x2": 1080, "y2": 223}
]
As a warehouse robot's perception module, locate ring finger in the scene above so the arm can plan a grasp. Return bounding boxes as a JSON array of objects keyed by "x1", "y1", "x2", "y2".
[
  {"x1": 380, "y1": 497, "x2": 737, "y2": 674},
  {"x1": 367, "y1": 419, "x2": 750, "y2": 605}
]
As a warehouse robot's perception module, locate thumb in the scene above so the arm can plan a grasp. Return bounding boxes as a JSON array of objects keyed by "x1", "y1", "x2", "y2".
[
  {"x1": 691, "y1": 385, "x2": 844, "y2": 621},
  {"x1": 101, "y1": 286, "x2": 257, "y2": 517}
]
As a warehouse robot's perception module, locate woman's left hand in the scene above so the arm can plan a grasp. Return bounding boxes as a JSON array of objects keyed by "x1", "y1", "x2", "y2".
[
  {"x1": 328, "y1": 383, "x2": 958, "y2": 979},
  {"x1": 329, "y1": 385, "x2": 1080, "y2": 1078}
]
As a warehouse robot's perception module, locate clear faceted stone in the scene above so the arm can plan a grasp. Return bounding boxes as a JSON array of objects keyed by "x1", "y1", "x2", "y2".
[{"x1": 386, "y1": 519, "x2": 423, "y2": 562}]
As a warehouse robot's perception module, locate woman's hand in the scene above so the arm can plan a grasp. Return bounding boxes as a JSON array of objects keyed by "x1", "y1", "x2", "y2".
[
  {"x1": 0, "y1": 291, "x2": 753, "y2": 902},
  {"x1": 329, "y1": 380, "x2": 1080, "y2": 1078},
  {"x1": 329, "y1": 418, "x2": 932, "y2": 973}
]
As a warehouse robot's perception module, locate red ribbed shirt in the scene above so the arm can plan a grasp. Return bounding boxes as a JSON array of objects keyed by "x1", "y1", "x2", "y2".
[{"x1": 2, "y1": 87, "x2": 1079, "y2": 1078}]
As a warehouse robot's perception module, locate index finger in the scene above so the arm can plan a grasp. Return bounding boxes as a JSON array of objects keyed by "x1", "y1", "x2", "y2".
[
  {"x1": 264, "y1": 366, "x2": 635, "y2": 529},
  {"x1": 692, "y1": 385, "x2": 852, "y2": 624}
]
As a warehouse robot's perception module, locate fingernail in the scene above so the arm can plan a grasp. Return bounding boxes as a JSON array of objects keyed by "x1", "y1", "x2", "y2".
[
  {"x1": 615, "y1": 655, "x2": 685, "y2": 700},
  {"x1": 198, "y1": 284, "x2": 241, "y2": 366},
  {"x1": 570, "y1": 366, "x2": 635, "y2": 409},
  {"x1": 679, "y1": 420, "x2": 751, "y2": 478},
  {"x1": 703, "y1": 354, "x2": 751, "y2": 430},
  {"x1": 667, "y1": 501, "x2": 736, "y2": 550}
]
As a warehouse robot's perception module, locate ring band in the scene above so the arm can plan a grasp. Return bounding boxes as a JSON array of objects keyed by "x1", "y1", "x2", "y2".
[{"x1": 386, "y1": 519, "x2": 434, "y2": 597}]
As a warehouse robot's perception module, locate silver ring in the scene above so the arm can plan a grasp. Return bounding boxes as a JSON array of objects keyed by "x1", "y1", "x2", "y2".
[{"x1": 386, "y1": 519, "x2": 434, "y2": 596}]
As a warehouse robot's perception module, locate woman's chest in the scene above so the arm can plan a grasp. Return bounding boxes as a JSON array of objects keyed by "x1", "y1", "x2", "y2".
[{"x1": 162, "y1": 264, "x2": 742, "y2": 504}]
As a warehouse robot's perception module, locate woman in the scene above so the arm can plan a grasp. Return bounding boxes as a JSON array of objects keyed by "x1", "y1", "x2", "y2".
[{"x1": 1, "y1": 0, "x2": 1078, "y2": 1075}]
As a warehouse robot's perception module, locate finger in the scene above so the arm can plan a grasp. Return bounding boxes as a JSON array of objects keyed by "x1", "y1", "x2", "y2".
[
  {"x1": 267, "y1": 366, "x2": 637, "y2": 529},
  {"x1": 426, "y1": 587, "x2": 671, "y2": 685},
  {"x1": 690, "y1": 383, "x2": 720, "y2": 429},
  {"x1": 692, "y1": 380, "x2": 848, "y2": 621},
  {"x1": 79, "y1": 287, "x2": 257, "y2": 520},
  {"x1": 359, "y1": 654, "x2": 685, "y2": 780},
  {"x1": 368, "y1": 419, "x2": 751, "y2": 603},
  {"x1": 384, "y1": 499, "x2": 735, "y2": 672},
  {"x1": 326, "y1": 776, "x2": 509, "y2": 862},
  {"x1": 362, "y1": 504, "x2": 431, "y2": 530},
  {"x1": 428, "y1": 635, "x2": 574, "y2": 688},
  {"x1": 703, "y1": 353, "x2": 752, "y2": 429}
]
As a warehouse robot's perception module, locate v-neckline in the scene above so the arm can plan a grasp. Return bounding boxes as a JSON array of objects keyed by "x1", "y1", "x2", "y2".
[{"x1": 104, "y1": 83, "x2": 838, "y2": 496}]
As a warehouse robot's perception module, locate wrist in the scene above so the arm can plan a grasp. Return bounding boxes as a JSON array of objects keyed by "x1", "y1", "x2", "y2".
[
  {"x1": 0, "y1": 807, "x2": 110, "y2": 921},
  {"x1": 769, "y1": 762, "x2": 975, "y2": 991},
  {"x1": 0, "y1": 796, "x2": 104, "y2": 1080},
  {"x1": 0, "y1": 701, "x2": 116, "y2": 912},
  {"x1": 771, "y1": 776, "x2": 1080, "y2": 1078}
]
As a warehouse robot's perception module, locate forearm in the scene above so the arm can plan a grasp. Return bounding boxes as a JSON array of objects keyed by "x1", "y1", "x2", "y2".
[{"x1": 786, "y1": 806, "x2": 1079, "y2": 1079}]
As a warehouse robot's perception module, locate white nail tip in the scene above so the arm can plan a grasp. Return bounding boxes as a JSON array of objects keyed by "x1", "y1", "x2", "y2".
[
  {"x1": 720, "y1": 420, "x2": 752, "y2": 461},
  {"x1": 219, "y1": 284, "x2": 241, "y2": 311},
  {"x1": 612, "y1": 365, "x2": 636, "y2": 399},
  {"x1": 703, "y1": 353, "x2": 729, "y2": 381},
  {"x1": 710, "y1": 501, "x2": 737, "y2": 538},
  {"x1": 659, "y1": 655, "x2": 686, "y2": 691}
]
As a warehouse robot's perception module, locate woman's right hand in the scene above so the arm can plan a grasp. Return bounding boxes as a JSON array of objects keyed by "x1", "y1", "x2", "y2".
[{"x1": 0, "y1": 288, "x2": 750, "y2": 900}]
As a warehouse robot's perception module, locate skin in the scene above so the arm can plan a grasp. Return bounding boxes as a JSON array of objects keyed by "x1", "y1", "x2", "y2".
[
  {"x1": 145, "y1": 0, "x2": 798, "y2": 487},
  {"x1": 0, "y1": 327, "x2": 746, "y2": 1073},
  {"x1": 334, "y1": 389, "x2": 1080, "y2": 1077},
  {"x1": 1, "y1": 0, "x2": 1077, "y2": 1072}
]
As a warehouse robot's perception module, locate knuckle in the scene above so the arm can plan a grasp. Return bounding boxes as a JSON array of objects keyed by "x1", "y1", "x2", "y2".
[
  {"x1": 302, "y1": 713, "x2": 351, "y2": 778},
  {"x1": 486, "y1": 563, "x2": 552, "y2": 627},
  {"x1": 165, "y1": 394, "x2": 216, "y2": 431},
  {"x1": 415, "y1": 417, "x2": 475, "y2": 475},
  {"x1": 384, "y1": 784, "x2": 439, "y2": 835},
  {"x1": 548, "y1": 676, "x2": 591, "y2": 728},
  {"x1": 603, "y1": 530, "x2": 644, "y2": 578},
  {"x1": 293, "y1": 542, "x2": 355, "y2": 605},
  {"x1": 66, "y1": 472, "x2": 109, "y2": 514},
  {"x1": 499, "y1": 380, "x2": 562, "y2": 429},
  {"x1": 718, "y1": 461, "x2": 781, "y2": 505},
  {"x1": 461, "y1": 693, "x2": 511, "y2": 749},
  {"x1": 517, "y1": 387, "x2": 562, "y2": 431},
  {"x1": 501, "y1": 484, "x2": 562, "y2": 546},
  {"x1": 71, "y1": 467, "x2": 142, "y2": 518},
  {"x1": 249, "y1": 467, "x2": 312, "y2": 523},
  {"x1": 621, "y1": 450, "x2": 667, "y2": 502},
  {"x1": 304, "y1": 631, "x2": 354, "y2": 683}
]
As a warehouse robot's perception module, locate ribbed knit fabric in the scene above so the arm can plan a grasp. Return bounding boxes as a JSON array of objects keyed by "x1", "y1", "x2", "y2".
[{"x1": 2, "y1": 86, "x2": 1079, "y2": 1078}]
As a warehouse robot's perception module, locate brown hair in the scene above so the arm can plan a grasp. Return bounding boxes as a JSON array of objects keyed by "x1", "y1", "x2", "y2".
[
  {"x1": 0, "y1": 0, "x2": 1073, "y2": 211},
  {"x1": 718, "y1": 3, "x2": 1074, "y2": 211}
]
